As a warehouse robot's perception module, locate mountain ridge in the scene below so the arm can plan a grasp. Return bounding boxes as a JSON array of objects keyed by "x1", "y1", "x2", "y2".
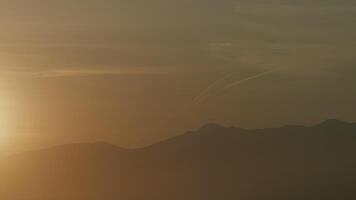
[
  {"x1": 1, "y1": 119, "x2": 356, "y2": 200},
  {"x1": 6, "y1": 119, "x2": 356, "y2": 156}
]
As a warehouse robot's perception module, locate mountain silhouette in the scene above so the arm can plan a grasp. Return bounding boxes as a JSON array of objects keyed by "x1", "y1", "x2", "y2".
[{"x1": 1, "y1": 119, "x2": 356, "y2": 200}]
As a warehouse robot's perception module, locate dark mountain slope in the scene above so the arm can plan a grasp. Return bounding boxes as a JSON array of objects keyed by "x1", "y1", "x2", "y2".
[{"x1": 1, "y1": 119, "x2": 356, "y2": 200}]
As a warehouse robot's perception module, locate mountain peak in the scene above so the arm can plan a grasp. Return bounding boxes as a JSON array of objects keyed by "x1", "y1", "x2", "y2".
[
  {"x1": 316, "y1": 119, "x2": 351, "y2": 128},
  {"x1": 314, "y1": 119, "x2": 356, "y2": 129},
  {"x1": 199, "y1": 123, "x2": 227, "y2": 132},
  {"x1": 86, "y1": 141, "x2": 130, "y2": 151},
  {"x1": 91, "y1": 141, "x2": 117, "y2": 147}
]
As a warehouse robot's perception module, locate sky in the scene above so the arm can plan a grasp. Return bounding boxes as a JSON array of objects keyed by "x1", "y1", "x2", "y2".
[{"x1": 0, "y1": 0, "x2": 356, "y2": 152}]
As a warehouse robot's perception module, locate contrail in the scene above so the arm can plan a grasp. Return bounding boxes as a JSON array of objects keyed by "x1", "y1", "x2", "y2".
[
  {"x1": 223, "y1": 67, "x2": 283, "y2": 90},
  {"x1": 193, "y1": 73, "x2": 234, "y2": 104},
  {"x1": 193, "y1": 67, "x2": 285, "y2": 104}
]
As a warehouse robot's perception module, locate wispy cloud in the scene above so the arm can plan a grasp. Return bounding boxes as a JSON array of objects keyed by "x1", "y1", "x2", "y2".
[
  {"x1": 193, "y1": 67, "x2": 286, "y2": 104},
  {"x1": 193, "y1": 73, "x2": 234, "y2": 104},
  {"x1": 223, "y1": 67, "x2": 284, "y2": 89},
  {"x1": 0, "y1": 66, "x2": 191, "y2": 78},
  {"x1": 0, "y1": 68, "x2": 127, "y2": 78},
  {"x1": 35, "y1": 69, "x2": 125, "y2": 77}
]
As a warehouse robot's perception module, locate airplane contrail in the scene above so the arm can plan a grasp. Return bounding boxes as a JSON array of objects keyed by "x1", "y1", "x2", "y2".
[
  {"x1": 193, "y1": 67, "x2": 285, "y2": 104},
  {"x1": 223, "y1": 67, "x2": 284, "y2": 90},
  {"x1": 193, "y1": 73, "x2": 234, "y2": 104}
]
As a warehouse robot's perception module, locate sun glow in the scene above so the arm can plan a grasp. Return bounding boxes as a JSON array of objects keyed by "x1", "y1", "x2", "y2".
[
  {"x1": 0, "y1": 103, "x2": 7, "y2": 140},
  {"x1": 0, "y1": 97, "x2": 13, "y2": 146}
]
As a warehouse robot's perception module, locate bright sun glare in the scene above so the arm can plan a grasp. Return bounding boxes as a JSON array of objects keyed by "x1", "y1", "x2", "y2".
[
  {"x1": 0, "y1": 99, "x2": 11, "y2": 144},
  {"x1": 0, "y1": 104, "x2": 6, "y2": 139}
]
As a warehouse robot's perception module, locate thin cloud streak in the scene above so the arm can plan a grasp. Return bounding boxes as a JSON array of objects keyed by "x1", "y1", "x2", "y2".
[
  {"x1": 193, "y1": 67, "x2": 285, "y2": 104},
  {"x1": 0, "y1": 69, "x2": 123, "y2": 77},
  {"x1": 223, "y1": 67, "x2": 284, "y2": 90},
  {"x1": 0, "y1": 67, "x2": 185, "y2": 78},
  {"x1": 193, "y1": 73, "x2": 234, "y2": 104}
]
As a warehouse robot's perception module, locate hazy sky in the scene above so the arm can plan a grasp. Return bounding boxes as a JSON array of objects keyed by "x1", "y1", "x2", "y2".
[{"x1": 1, "y1": 0, "x2": 356, "y2": 152}]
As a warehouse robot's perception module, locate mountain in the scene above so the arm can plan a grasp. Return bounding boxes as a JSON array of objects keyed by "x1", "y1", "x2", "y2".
[{"x1": 1, "y1": 119, "x2": 356, "y2": 200}]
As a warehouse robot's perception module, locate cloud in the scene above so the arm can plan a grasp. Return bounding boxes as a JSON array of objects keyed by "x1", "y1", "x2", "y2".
[
  {"x1": 0, "y1": 0, "x2": 355, "y2": 78},
  {"x1": 0, "y1": 68, "x2": 178, "y2": 78},
  {"x1": 193, "y1": 67, "x2": 286, "y2": 104},
  {"x1": 223, "y1": 67, "x2": 285, "y2": 89}
]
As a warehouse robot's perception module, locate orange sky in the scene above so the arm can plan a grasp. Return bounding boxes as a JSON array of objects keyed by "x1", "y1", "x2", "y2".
[{"x1": 1, "y1": 0, "x2": 356, "y2": 153}]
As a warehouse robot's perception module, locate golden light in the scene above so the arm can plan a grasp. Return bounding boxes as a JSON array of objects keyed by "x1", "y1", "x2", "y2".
[
  {"x1": 0, "y1": 96, "x2": 13, "y2": 147},
  {"x1": 0, "y1": 101, "x2": 8, "y2": 140}
]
